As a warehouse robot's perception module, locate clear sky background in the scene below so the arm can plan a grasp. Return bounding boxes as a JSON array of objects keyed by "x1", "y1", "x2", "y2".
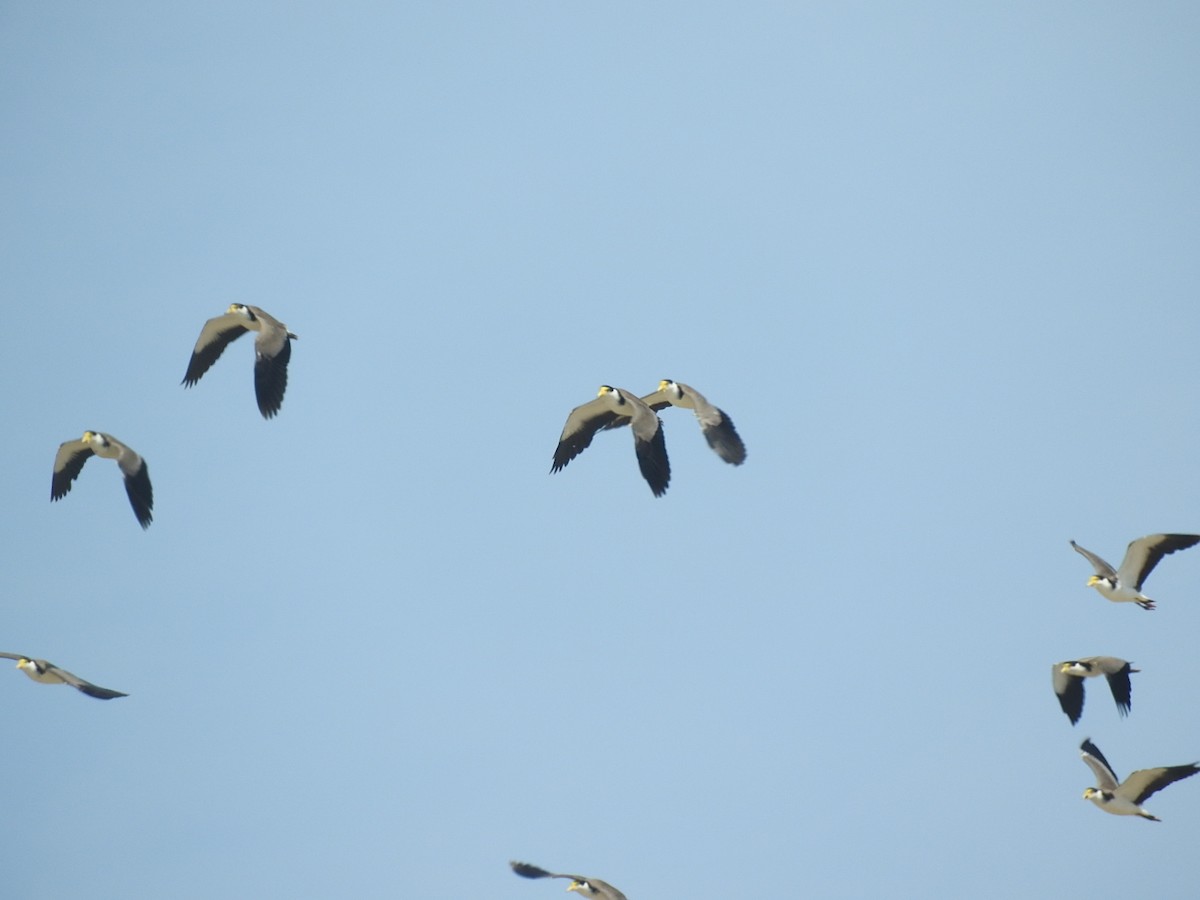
[{"x1": 3, "y1": 3, "x2": 1200, "y2": 898}]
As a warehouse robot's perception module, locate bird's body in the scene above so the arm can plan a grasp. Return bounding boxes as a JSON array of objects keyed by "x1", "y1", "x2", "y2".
[
  {"x1": 183, "y1": 303, "x2": 297, "y2": 418},
  {"x1": 637, "y1": 379, "x2": 746, "y2": 465},
  {"x1": 0, "y1": 652, "x2": 127, "y2": 700},
  {"x1": 51, "y1": 431, "x2": 153, "y2": 528},
  {"x1": 1052, "y1": 657, "x2": 1138, "y2": 725},
  {"x1": 510, "y1": 862, "x2": 628, "y2": 900},
  {"x1": 552, "y1": 385, "x2": 670, "y2": 497},
  {"x1": 1079, "y1": 738, "x2": 1198, "y2": 821},
  {"x1": 1070, "y1": 534, "x2": 1200, "y2": 610}
]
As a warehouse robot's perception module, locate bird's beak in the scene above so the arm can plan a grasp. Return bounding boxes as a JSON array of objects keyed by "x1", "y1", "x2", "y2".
[{"x1": 1086, "y1": 575, "x2": 1100, "y2": 587}]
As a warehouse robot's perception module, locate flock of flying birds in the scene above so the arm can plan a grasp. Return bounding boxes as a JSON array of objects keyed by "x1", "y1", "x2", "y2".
[
  {"x1": 551, "y1": 381, "x2": 746, "y2": 498},
  {"x1": 16, "y1": 304, "x2": 1197, "y2": 892},
  {"x1": 548, "y1": 387, "x2": 1198, "y2": 832},
  {"x1": 7, "y1": 304, "x2": 295, "y2": 697},
  {"x1": 10, "y1": 304, "x2": 748, "y2": 898},
  {"x1": 1059, "y1": 533, "x2": 1200, "y2": 821},
  {"x1": 498, "y1": 533, "x2": 1200, "y2": 896}
]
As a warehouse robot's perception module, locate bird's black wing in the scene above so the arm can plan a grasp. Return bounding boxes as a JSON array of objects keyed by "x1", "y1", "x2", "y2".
[
  {"x1": 633, "y1": 419, "x2": 670, "y2": 497},
  {"x1": 511, "y1": 862, "x2": 569, "y2": 880},
  {"x1": 1105, "y1": 665, "x2": 1133, "y2": 717},
  {"x1": 701, "y1": 408, "x2": 746, "y2": 465},
  {"x1": 122, "y1": 459, "x2": 154, "y2": 529},
  {"x1": 254, "y1": 336, "x2": 292, "y2": 419},
  {"x1": 1054, "y1": 671, "x2": 1085, "y2": 725}
]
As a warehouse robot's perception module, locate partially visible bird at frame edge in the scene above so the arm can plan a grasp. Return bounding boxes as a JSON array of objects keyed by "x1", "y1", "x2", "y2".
[
  {"x1": 510, "y1": 861, "x2": 628, "y2": 900},
  {"x1": 0, "y1": 652, "x2": 128, "y2": 700}
]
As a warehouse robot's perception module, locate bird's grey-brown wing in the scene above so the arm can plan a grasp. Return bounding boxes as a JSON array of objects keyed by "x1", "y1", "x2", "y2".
[
  {"x1": 637, "y1": 387, "x2": 672, "y2": 413},
  {"x1": 1052, "y1": 664, "x2": 1086, "y2": 725},
  {"x1": 0, "y1": 652, "x2": 27, "y2": 662},
  {"x1": 1119, "y1": 533, "x2": 1200, "y2": 591},
  {"x1": 1119, "y1": 763, "x2": 1200, "y2": 806},
  {"x1": 51, "y1": 439, "x2": 95, "y2": 501},
  {"x1": 584, "y1": 879, "x2": 628, "y2": 900},
  {"x1": 253, "y1": 333, "x2": 292, "y2": 419},
  {"x1": 1080, "y1": 738, "x2": 1120, "y2": 791},
  {"x1": 552, "y1": 397, "x2": 625, "y2": 472},
  {"x1": 1070, "y1": 541, "x2": 1117, "y2": 579},
  {"x1": 183, "y1": 313, "x2": 250, "y2": 387},
  {"x1": 43, "y1": 662, "x2": 128, "y2": 700},
  {"x1": 629, "y1": 399, "x2": 670, "y2": 497}
]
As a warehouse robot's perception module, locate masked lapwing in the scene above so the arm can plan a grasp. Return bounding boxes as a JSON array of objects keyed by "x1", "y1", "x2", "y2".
[
  {"x1": 637, "y1": 379, "x2": 745, "y2": 465},
  {"x1": 182, "y1": 304, "x2": 297, "y2": 419},
  {"x1": 1052, "y1": 657, "x2": 1138, "y2": 725},
  {"x1": 552, "y1": 386, "x2": 669, "y2": 497},
  {"x1": 1079, "y1": 738, "x2": 1198, "y2": 821},
  {"x1": 510, "y1": 862, "x2": 628, "y2": 900},
  {"x1": 1070, "y1": 534, "x2": 1200, "y2": 610},
  {"x1": 51, "y1": 431, "x2": 153, "y2": 528},
  {"x1": 0, "y1": 652, "x2": 127, "y2": 700}
]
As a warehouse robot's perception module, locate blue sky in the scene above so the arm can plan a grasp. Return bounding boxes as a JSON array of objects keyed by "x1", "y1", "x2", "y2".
[{"x1": 3, "y1": 3, "x2": 1200, "y2": 897}]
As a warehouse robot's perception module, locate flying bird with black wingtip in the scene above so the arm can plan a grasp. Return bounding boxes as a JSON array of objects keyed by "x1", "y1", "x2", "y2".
[
  {"x1": 552, "y1": 385, "x2": 670, "y2": 497},
  {"x1": 510, "y1": 861, "x2": 628, "y2": 900},
  {"x1": 1079, "y1": 738, "x2": 1198, "y2": 821},
  {"x1": 0, "y1": 652, "x2": 127, "y2": 700},
  {"x1": 602, "y1": 379, "x2": 745, "y2": 466},
  {"x1": 1070, "y1": 534, "x2": 1200, "y2": 610},
  {"x1": 51, "y1": 431, "x2": 153, "y2": 528},
  {"x1": 183, "y1": 303, "x2": 298, "y2": 419},
  {"x1": 1052, "y1": 657, "x2": 1138, "y2": 725}
]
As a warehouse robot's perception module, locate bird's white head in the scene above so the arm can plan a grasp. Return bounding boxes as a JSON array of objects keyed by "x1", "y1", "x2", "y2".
[
  {"x1": 659, "y1": 379, "x2": 682, "y2": 397},
  {"x1": 227, "y1": 303, "x2": 254, "y2": 321},
  {"x1": 597, "y1": 385, "x2": 624, "y2": 406},
  {"x1": 1061, "y1": 661, "x2": 1090, "y2": 676},
  {"x1": 1086, "y1": 575, "x2": 1109, "y2": 589},
  {"x1": 15, "y1": 657, "x2": 33, "y2": 672},
  {"x1": 566, "y1": 881, "x2": 589, "y2": 895},
  {"x1": 1082, "y1": 787, "x2": 1100, "y2": 800}
]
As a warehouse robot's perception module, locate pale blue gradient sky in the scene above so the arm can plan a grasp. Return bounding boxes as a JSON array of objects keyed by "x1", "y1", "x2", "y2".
[{"x1": 3, "y1": 3, "x2": 1200, "y2": 898}]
